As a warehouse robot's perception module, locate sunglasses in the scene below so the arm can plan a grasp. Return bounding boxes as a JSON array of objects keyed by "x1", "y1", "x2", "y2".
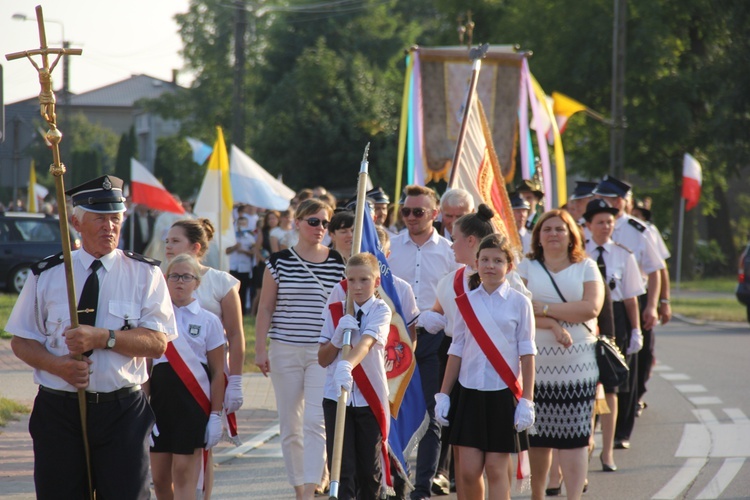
[
  {"x1": 302, "y1": 218, "x2": 330, "y2": 229},
  {"x1": 400, "y1": 207, "x2": 428, "y2": 218},
  {"x1": 167, "y1": 273, "x2": 198, "y2": 283}
]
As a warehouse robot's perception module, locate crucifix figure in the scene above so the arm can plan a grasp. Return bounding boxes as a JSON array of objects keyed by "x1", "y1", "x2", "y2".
[{"x1": 5, "y1": 5, "x2": 82, "y2": 150}]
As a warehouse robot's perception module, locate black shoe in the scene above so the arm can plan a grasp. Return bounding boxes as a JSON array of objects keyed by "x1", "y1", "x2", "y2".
[
  {"x1": 614, "y1": 439, "x2": 631, "y2": 450},
  {"x1": 545, "y1": 483, "x2": 562, "y2": 496},
  {"x1": 600, "y1": 456, "x2": 618, "y2": 472},
  {"x1": 431, "y1": 474, "x2": 450, "y2": 496}
]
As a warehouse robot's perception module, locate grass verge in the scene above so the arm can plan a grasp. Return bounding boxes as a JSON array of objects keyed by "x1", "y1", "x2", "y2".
[{"x1": 0, "y1": 397, "x2": 29, "y2": 427}]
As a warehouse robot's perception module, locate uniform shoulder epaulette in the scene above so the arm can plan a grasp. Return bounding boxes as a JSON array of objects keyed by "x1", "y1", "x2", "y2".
[
  {"x1": 123, "y1": 250, "x2": 161, "y2": 266},
  {"x1": 613, "y1": 241, "x2": 633, "y2": 254},
  {"x1": 31, "y1": 252, "x2": 65, "y2": 276},
  {"x1": 627, "y1": 217, "x2": 646, "y2": 233}
]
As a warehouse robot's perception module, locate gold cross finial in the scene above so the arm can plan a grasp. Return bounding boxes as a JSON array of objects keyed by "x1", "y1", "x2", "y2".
[{"x1": 5, "y1": 6, "x2": 82, "y2": 137}]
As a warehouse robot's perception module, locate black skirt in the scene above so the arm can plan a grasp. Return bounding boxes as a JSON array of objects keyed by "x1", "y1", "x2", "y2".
[
  {"x1": 604, "y1": 301, "x2": 632, "y2": 394},
  {"x1": 150, "y1": 362, "x2": 210, "y2": 455},
  {"x1": 449, "y1": 383, "x2": 528, "y2": 454}
]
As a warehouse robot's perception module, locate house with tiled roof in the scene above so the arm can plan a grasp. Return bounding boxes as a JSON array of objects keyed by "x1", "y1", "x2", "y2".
[{"x1": 0, "y1": 74, "x2": 182, "y2": 199}]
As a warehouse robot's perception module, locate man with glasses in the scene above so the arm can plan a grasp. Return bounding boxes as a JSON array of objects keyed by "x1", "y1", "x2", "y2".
[
  {"x1": 6, "y1": 175, "x2": 177, "y2": 499},
  {"x1": 388, "y1": 185, "x2": 460, "y2": 499}
]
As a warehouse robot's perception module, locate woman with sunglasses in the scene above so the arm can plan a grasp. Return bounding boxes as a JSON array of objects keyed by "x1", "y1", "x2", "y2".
[
  {"x1": 255, "y1": 198, "x2": 346, "y2": 500},
  {"x1": 164, "y1": 218, "x2": 246, "y2": 499}
]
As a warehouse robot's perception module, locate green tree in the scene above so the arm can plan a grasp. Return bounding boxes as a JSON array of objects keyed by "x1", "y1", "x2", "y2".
[
  {"x1": 153, "y1": 135, "x2": 205, "y2": 201},
  {"x1": 114, "y1": 126, "x2": 138, "y2": 184}
]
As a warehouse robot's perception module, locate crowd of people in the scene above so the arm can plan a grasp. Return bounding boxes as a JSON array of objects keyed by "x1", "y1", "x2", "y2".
[{"x1": 5, "y1": 171, "x2": 671, "y2": 500}]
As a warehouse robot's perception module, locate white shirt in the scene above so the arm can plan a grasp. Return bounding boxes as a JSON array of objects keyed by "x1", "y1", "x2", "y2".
[
  {"x1": 519, "y1": 226, "x2": 532, "y2": 256},
  {"x1": 229, "y1": 230, "x2": 256, "y2": 273},
  {"x1": 586, "y1": 239, "x2": 645, "y2": 302},
  {"x1": 319, "y1": 296, "x2": 392, "y2": 406},
  {"x1": 612, "y1": 214, "x2": 665, "y2": 279},
  {"x1": 194, "y1": 267, "x2": 239, "y2": 319},
  {"x1": 388, "y1": 229, "x2": 459, "y2": 311},
  {"x1": 153, "y1": 299, "x2": 225, "y2": 366},
  {"x1": 448, "y1": 281, "x2": 536, "y2": 391},
  {"x1": 6, "y1": 248, "x2": 178, "y2": 392},
  {"x1": 327, "y1": 276, "x2": 419, "y2": 327}
]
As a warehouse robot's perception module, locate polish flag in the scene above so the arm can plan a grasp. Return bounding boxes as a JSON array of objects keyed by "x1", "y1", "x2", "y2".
[
  {"x1": 130, "y1": 158, "x2": 185, "y2": 214},
  {"x1": 682, "y1": 153, "x2": 702, "y2": 211}
]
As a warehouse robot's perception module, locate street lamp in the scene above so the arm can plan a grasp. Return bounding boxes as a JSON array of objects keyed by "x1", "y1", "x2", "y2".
[{"x1": 12, "y1": 13, "x2": 69, "y2": 100}]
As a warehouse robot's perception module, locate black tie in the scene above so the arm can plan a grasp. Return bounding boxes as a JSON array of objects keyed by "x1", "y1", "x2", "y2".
[
  {"x1": 356, "y1": 309, "x2": 364, "y2": 328},
  {"x1": 78, "y1": 260, "x2": 102, "y2": 356},
  {"x1": 596, "y1": 246, "x2": 607, "y2": 280}
]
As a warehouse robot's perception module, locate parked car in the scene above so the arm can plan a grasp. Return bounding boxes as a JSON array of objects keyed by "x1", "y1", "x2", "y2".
[
  {"x1": 0, "y1": 212, "x2": 80, "y2": 293},
  {"x1": 736, "y1": 242, "x2": 750, "y2": 323}
]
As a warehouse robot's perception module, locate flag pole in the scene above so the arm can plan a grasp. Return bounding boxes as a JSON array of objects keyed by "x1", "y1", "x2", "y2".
[
  {"x1": 329, "y1": 143, "x2": 369, "y2": 500},
  {"x1": 676, "y1": 197, "x2": 685, "y2": 294},
  {"x1": 448, "y1": 44, "x2": 488, "y2": 189},
  {"x1": 5, "y1": 7, "x2": 93, "y2": 499}
]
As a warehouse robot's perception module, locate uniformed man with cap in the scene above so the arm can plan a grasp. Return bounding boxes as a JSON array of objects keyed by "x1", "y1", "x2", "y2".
[
  {"x1": 567, "y1": 180, "x2": 598, "y2": 225},
  {"x1": 510, "y1": 191, "x2": 533, "y2": 255},
  {"x1": 592, "y1": 175, "x2": 664, "y2": 449},
  {"x1": 516, "y1": 179, "x2": 544, "y2": 231},
  {"x1": 6, "y1": 175, "x2": 178, "y2": 499},
  {"x1": 583, "y1": 198, "x2": 645, "y2": 470},
  {"x1": 367, "y1": 186, "x2": 390, "y2": 227}
]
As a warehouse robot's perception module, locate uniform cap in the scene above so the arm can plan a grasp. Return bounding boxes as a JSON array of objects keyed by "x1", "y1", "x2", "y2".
[
  {"x1": 592, "y1": 175, "x2": 632, "y2": 198},
  {"x1": 66, "y1": 175, "x2": 126, "y2": 213},
  {"x1": 515, "y1": 179, "x2": 544, "y2": 199},
  {"x1": 570, "y1": 181, "x2": 598, "y2": 200},
  {"x1": 366, "y1": 186, "x2": 390, "y2": 205},
  {"x1": 509, "y1": 191, "x2": 531, "y2": 210},
  {"x1": 583, "y1": 198, "x2": 619, "y2": 222}
]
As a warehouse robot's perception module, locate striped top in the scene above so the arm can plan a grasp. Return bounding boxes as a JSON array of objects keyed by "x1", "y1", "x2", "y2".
[{"x1": 266, "y1": 248, "x2": 346, "y2": 345}]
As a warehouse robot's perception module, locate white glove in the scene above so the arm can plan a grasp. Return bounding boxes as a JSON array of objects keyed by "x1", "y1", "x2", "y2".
[
  {"x1": 514, "y1": 398, "x2": 535, "y2": 432},
  {"x1": 204, "y1": 413, "x2": 223, "y2": 449},
  {"x1": 331, "y1": 315, "x2": 359, "y2": 348},
  {"x1": 333, "y1": 360, "x2": 354, "y2": 397},
  {"x1": 627, "y1": 329, "x2": 643, "y2": 355},
  {"x1": 148, "y1": 423, "x2": 159, "y2": 447},
  {"x1": 224, "y1": 375, "x2": 244, "y2": 414},
  {"x1": 417, "y1": 310, "x2": 447, "y2": 334},
  {"x1": 434, "y1": 393, "x2": 451, "y2": 427}
]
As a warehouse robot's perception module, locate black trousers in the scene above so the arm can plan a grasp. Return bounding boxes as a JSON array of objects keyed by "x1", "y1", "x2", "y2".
[
  {"x1": 29, "y1": 388, "x2": 154, "y2": 500},
  {"x1": 230, "y1": 270, "x2": 252, "y2": 314},
  {"x1": 323, "y1": 398, "x2": 383, "y2": 500},
  {"x1": 436, "y1": 333, "x2": 454, "y2": 479},
  {"x1": 636, "y1": 293, "x2": 656, "y2": 399}
]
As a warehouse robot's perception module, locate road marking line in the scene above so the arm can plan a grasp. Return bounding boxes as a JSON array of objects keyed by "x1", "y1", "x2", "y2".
[
  {"x1": 651, "y1": 457, "x2": 707, "y2": 499},
  {"x1": 213, "y1": 424, "x2": 280, "y2": 464},
  {"x1": 724, "y1": 408, "x2": 749, "y2": 424},
  {"x1": 676, "y1": 424, "x2": 711, "y2": 457},
  {"x1": 652, "y1": 364, "x2": 673, "y2": 371},
  {"x1": 688, "y1": 396, "x2": 722, "y2": 405},
  {"x1": 693, "y1": 409, "x2": 718, "y2": 425},
  {"x1": 675, "y1": 384, "x2": 707, "y2": 393},
  {"x1": 661, "y1": 373, "x2": 691, "y2": 381},
  {"x1": 695, "y1": 457, "x2": 745, "y2": 499}
]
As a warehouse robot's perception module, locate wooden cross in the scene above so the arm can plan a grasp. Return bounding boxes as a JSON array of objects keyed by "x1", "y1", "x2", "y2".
[{"x1": 5, "y1": 5, "x2": 82, "y2": 131}]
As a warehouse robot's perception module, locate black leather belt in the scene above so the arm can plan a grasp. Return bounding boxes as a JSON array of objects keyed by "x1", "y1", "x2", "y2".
[{"x1": 39, "y1": 385, "x2": 141, "y2": 404}]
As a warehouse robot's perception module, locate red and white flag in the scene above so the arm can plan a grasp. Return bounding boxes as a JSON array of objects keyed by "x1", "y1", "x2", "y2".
[
  {"x1": 682, "y1": 153, "x2": 702, "y2": 211},
  {"x1": 130, "y1": 158, "x2": 185, "y2": 214}
]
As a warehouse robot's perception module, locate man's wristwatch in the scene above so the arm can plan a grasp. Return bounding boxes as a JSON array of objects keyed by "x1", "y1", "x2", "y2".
[{"x1": 105, "y1": 329, "x2": 116, "y2": 350}]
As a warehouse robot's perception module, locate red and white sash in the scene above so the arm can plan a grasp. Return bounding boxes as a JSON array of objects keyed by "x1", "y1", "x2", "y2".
[
  {"x1": 453, "y1": 266, "x2": 467, "y2": 297},
  {"x1": 329, "y1": 301, "x2": 393, "y2": 491},
  {"x1": 455, "y1": 291, "x2": 530, "y2": 481}
]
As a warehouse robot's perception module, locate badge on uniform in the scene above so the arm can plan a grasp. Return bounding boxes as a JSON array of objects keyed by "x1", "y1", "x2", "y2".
[{"x1": 189, "y1": 324, "x2": 201, "y2": 337}]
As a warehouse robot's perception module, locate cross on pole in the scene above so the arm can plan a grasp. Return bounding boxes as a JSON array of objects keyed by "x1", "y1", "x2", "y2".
[{"x1": 5, "y1": 6, "x2": 92, "y2": 500}]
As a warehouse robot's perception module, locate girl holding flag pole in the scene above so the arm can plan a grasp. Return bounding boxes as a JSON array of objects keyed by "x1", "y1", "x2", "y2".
[{"x1": 435, "y1": 234, "x2": 537, "y2": 500}]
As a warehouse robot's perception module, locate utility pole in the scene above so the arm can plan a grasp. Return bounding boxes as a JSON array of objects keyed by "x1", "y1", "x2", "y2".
[
  {"x1": 232, "y1": 0, "x2": 247, "y2": 150},
  {"x1": 610, "y1": 0, "x2": 627, "y2": 178}
]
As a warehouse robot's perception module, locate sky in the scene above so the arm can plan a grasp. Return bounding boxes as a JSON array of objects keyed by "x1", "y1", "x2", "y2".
[{"x1": 1, "y1": 1, "x2": 192, "y2": 105}]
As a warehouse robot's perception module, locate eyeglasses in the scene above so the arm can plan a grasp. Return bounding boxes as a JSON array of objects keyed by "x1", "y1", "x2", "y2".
[
  {"x1": 400, "y1": 207, "x2": 428, "y2": 218},
  {"x1": 301, "y1": 218, "x2": 330, "y2": 229},
  {"x1": 167, "y1": 273, "x2": 198, "y2": 283}
]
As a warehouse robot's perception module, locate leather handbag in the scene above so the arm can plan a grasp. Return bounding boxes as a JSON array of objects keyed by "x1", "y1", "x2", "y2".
[{"x1": 537, "y1": 260, "x2": 629, "y2": 387}]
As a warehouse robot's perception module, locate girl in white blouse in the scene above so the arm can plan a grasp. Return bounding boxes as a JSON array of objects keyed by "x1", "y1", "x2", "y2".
[{"x1": 435, "y1": 234, "x2": 537, "y2": 499}]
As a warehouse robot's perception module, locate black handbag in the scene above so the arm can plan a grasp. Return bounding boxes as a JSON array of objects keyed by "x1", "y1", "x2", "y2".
[{"x1": 537, "y1": 260, "x2": 629, "y2": 387}]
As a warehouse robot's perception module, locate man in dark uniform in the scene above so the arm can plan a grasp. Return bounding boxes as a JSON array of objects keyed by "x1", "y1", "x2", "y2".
[
  {"x1": 367, "y1": 186, "x2": 391, "y2": 227},
  {"x1": 515, "y1": 179, "x2": 544, "y2": 230},
  {"x1": 6, "y1": 175, "x2": 178, "y2": 499}
]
